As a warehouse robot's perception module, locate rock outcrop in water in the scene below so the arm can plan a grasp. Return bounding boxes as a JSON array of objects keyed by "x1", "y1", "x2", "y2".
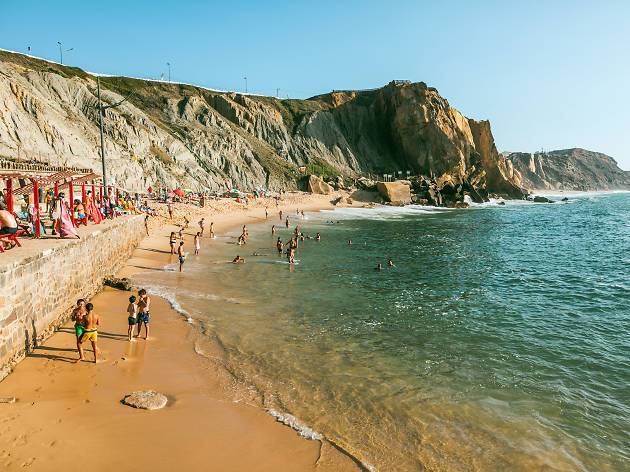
[
  {"x1": 506, "y1": 148, "x2": 630, "y2": 191},
  {"x1": 0, "y1": 50, "x2": 524, "y2": 200}
]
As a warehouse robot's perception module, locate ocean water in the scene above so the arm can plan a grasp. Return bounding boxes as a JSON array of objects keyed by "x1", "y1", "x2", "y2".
[{"x1": 135, "y1": 192, "x2": 630, "y2": 471}]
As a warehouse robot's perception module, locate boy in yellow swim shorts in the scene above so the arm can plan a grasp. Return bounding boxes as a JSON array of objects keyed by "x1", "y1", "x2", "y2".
[{"x1": 79, "y1": 303, "x2": 100, "y2": 363}]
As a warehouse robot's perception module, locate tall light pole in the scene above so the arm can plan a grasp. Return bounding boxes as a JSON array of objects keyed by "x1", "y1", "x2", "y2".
[
  {"x1": 97, "y1": 77, "x2": 107, "y2": 188},
  {"x1": 57, "y1": 41, "x2": 73, "y2": 64},
  {"x1": 243, "y1": 76, "x2": 248, "y2": 93},
  {"x1": 95, "y1": 76, "x2": 132, "y2": 190},
  {"x1": 167, "y1": 62, "x2": 171, "y2": 82}
]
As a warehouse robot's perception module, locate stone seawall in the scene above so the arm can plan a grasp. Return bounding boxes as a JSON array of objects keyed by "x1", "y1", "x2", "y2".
[{"x1": 0, "y1": 216, "x2": 145, "y2": 378}]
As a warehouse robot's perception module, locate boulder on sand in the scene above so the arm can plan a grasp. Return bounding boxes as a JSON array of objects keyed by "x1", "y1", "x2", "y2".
[
  {"x1": 307, "y1": 175, "x2": 334, "y2": 195},
  {"x1": 121, "y1": 390, "x2": 168, "y2": 410},
  {"x1": 376, "y1": 181, "x2": 411, "y2": 205}
]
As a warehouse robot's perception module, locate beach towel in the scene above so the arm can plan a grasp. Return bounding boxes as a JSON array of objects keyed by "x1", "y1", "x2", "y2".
[{"x1": 56, "y1": 201, "x2": 80, "y2": 238}]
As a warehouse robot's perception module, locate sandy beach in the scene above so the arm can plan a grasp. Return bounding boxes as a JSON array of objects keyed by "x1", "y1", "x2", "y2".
[{"x1": 0, "y1": 192, "x2": 362, "y2": 471}]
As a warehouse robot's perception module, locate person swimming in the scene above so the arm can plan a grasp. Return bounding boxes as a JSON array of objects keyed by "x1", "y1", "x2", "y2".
[
  {"x1": 232, "y1": 255, "x2": 245, "y2": 264},
  {"x1": 316, "y1": 232, "x2": 321, "y2": 241},
  {"x1": 375, "y1": 263, "x2": 383, "y2": 271},
  {"x1": 388, "y1": 259, "x2": 395, "y2": 267}
]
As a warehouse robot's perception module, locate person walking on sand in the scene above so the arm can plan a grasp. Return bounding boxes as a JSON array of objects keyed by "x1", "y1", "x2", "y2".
[
  {"x1": 167, "y1": 201, "x2": 173, "y2": 220},
  {"x1": 178, "y1": 241, "x2": 186, "y2": 272},
  {"x1": 279, "y1": 210, "x2": 283, "y2": 221},
  {"x1": 199, "y1": 218, "x2": 205, "y2": 236},
  {"x1": 265, "y1": 207, "x2": 268, "y2": 219},
  {"x1": 183, "y1": 216, "x2": 190, "y2": 229},
  {"x1": 169, "y1": 231, "x2": 177, "y2": 254},
  {"x1": 209, "y1": 221, "x2": 214, "y2": 239},
  {"x1": 126, "y1": 295, "x2": 138, "y2": 342},
  {"x1": 285, "y1": 216, "x2": 290, "y2": 228},
  {"x1": 71, "y1": 299, "x2": 87, "y2": 356},
  {"x1": 78, "y1": 303, "x2": 99, "y2": 363},
  {"x1": 194, "y1": 232, "x2": 201, "y2": 255},
  {"x1": 144, "y1": 214, "x2": 150, "y2": 236},
  {"x1": 136, "y1": 289, "x2": 151, "y2": 339}
]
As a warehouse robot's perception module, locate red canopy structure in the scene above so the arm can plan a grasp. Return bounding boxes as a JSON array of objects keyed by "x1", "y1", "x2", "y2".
[
  {"x1": 173, "y1": 188, "x2": 185, "y2": 198},
  {"x1": 1, "y1": 167, "x2": 103, "y2": 238}
]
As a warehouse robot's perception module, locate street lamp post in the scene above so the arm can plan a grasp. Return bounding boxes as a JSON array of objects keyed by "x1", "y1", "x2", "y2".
[
  {"x1": 243, "y1": 76, "x2": 248, "y2": 93},
  {"x1": 57, "y1": 41, "x2": 73, "y2": 64},
  {"x1": 94, "y1": 76, "x2": 133, "y2": 190},
  {"x1": 97, "y1": 77, "x2": 107, "y2": 188},
  {"x1": 167, "y1": 62, "x2": 171, "y2": 82}
]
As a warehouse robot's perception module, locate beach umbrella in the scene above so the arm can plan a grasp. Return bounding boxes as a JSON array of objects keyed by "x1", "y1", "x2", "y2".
[
  {"x1": 173, "y1": 188, "x2": 185, "y2": 198},
  {"x1": 148, "y1": 186, "x2": 153, "y2": 194}
]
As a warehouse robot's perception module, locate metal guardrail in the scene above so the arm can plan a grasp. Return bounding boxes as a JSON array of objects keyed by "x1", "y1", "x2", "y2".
[{"x1": 0, "y1": 159, "x2": 92, "y2": 175}]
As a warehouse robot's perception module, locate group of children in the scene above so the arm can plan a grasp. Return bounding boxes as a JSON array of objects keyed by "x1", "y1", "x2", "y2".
[{"x1": 70, "y1": 289, "x2": 151, "y2": 363}]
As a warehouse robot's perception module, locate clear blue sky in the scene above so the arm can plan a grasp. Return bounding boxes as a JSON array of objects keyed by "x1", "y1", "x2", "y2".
[{"x1": 2, "y1": 0, "x2": 629, "y2": 169}]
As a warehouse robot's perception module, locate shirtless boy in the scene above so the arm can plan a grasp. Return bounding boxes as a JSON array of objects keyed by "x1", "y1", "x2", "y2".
[
  {"x1": 136, "y1": 289, "x2": 151, "y2": 339},
  {"x1": 71, "y1": 299, "x2": 87, "y2": 356},
  {"x1": 79, "y1": 303, "x2": 99, "y2": 363},
  {"x1": 178, "y1": 241, "x2": 186, "y2": 272}
]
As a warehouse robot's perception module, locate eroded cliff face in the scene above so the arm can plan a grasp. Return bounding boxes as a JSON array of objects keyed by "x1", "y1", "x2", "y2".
[
  {"x1": 507, "y1": 149, "x2": 630, "y2": 191},
  {"x1": 0, "y1": 50, "x2": 524, "y2": 197}
]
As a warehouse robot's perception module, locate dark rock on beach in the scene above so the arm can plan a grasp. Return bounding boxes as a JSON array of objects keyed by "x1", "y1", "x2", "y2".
[{"x1": 104, "y1": 276, "x2": 133, "y2": 291}]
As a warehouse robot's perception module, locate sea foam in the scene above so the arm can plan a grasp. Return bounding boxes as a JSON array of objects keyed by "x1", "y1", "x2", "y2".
[{"x1": 267, "y1": 409, "x2": 323, "y2": 440}]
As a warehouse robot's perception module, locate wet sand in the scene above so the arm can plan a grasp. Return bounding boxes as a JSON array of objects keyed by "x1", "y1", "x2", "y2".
[{"x1": 0, "y1": 192, "x2": 361, "y2": 471}]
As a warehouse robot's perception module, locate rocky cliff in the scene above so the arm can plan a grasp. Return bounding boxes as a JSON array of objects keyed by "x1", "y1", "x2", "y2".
[
  {"x1": 0, "y1": 50, "x2": 524, "y2": 198},
  {"x1": 506, "y1": 149, "x2": 630, "y2": 191}
]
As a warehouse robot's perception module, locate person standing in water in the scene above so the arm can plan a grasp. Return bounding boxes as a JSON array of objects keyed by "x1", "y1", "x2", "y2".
[
  {"x1": 199, "y1": 218, "x2": 205, "y2": 236},
  {"x1": 79, "y1": 303, "x2": 99, "y2": 363},
  {"x1": 178, "y1": 241, "x2": 186, "y2": 272},
  {"x1": 169, "y1": 231, "x2": 177, "y2": 254},
  {"x1": 279, "y1": 210, "x2": 283, "y2": 221},
  {"x1": 276, "y1": 237, "x2": 283, "y2": 254},
  {"x1": 209, "y1": 221, "x2": 214, "y2": 239},
  {"x1": 194, "y1": 232, "x2": 201, "y2": 255},
  {"x1": 316, "y1": 232, "x2": 321, "y2": 241},
  {"x1": 285, "y1": 216, "x2": 290, "y2": 228},
  {"x1": 271, "y1": 225, "x2": 276, "y2": 235}
]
